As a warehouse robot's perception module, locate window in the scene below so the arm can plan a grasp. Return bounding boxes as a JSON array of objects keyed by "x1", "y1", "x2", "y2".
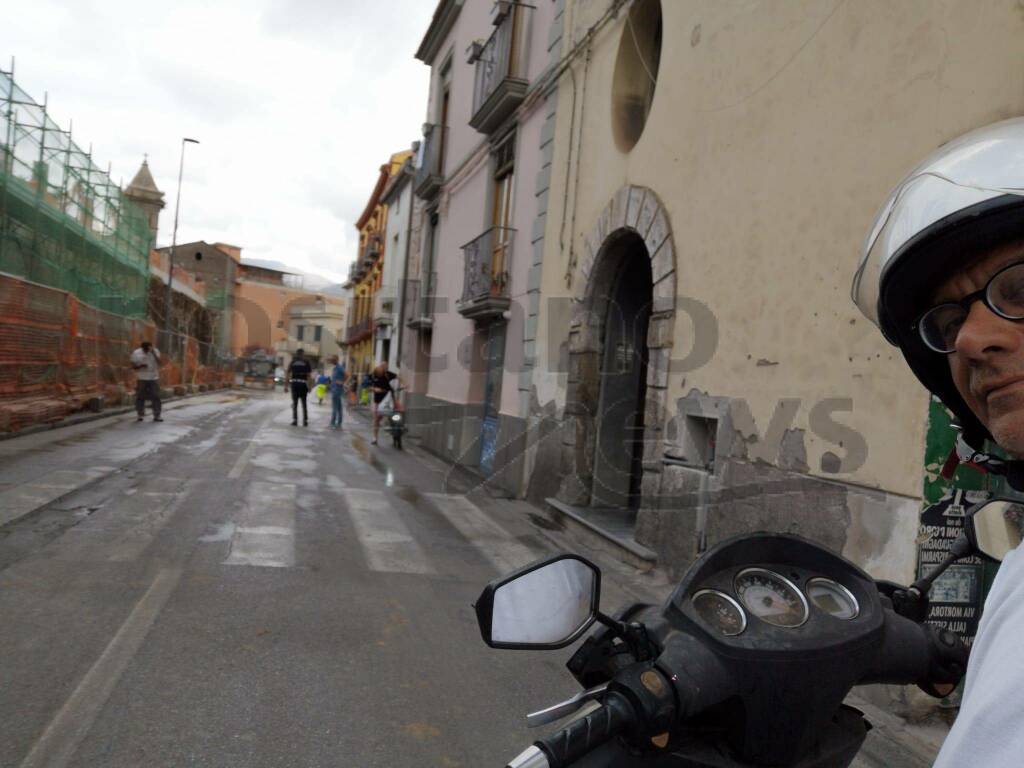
[
  {"x1": 297, "y1": 325, "x2": 305, "y2": 341},
  {"x1": 439, "y1": 56, "x2": 452, "y2": 174},
  {"x1": 490, "y1": 133, "x2": 516, "y2": 288},
  {"x1": 492, "y1": 132, "x2": 516, "y2": 231},
  {"x1": 314, "y1": 325, "x2": 322, "y2": 342},
  {"x1": 612, "y1": 0, "x2": 663, "y2": 152}
]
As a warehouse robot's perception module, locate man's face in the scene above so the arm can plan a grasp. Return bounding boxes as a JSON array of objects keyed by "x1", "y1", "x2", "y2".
[
  {"x1": 936, "y1": 241, "x2": 1024, "y2": 455},
  {"x1": 141, "y1": 342, "x2": 151, "y2": 352}
]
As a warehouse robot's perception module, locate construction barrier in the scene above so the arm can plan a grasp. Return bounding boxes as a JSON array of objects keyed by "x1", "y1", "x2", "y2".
[{"x1": 0, "y1": 272, "x2": 233, "y2": 433}]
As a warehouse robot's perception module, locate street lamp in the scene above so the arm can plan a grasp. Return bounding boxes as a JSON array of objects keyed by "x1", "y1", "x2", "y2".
[{"x1": 164, "y1": 137, "x2": 200, "y2": 335}]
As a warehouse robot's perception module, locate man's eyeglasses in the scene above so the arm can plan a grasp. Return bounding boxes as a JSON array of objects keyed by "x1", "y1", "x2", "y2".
[{"x1": 918, "y1": 261, "x2": 1024, "y2": 353}]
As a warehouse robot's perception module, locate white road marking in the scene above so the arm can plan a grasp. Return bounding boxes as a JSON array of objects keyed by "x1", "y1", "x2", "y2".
[
  {"x1": 227, "y1": 440, "x2": 258, "y2": 479},
  {"x1": 227, "y1": 411, "x2": 281, "y2": 479},
  {"x1": 106, "y1": 481, "x2": 197, "y2": 562},
  {"x1": 19, "y1": 567, "x2": 184, "y2": 768},
  {"x1": 343, "y1": 489, "x2": 435, "y2": 575},
  {"x1": 224, "y1": 482, "x2": 296, "y2": 568},
  {"x1": 425, "y1": 493, "x2": 540, "y2": 574}
]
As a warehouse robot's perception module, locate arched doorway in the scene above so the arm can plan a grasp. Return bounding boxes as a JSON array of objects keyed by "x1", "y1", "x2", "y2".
[
  {"x1": 559, "y1": 185, "x2": 676, "y2": 517},
  {"x1": 591, "y1": 233, "x2": 652, "y2": 508}
]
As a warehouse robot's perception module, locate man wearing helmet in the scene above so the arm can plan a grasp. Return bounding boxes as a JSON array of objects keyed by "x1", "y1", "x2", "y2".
[{"x1": 854, "y1": 118, "x2": 1024, "y2": 766}]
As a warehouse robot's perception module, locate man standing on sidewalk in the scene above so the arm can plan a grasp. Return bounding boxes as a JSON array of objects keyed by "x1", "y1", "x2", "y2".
[
  {"x1": 130, "y1": 340, "x2": 162, "y2": 422},
  {"x1": 288, "y1": 349, "x2": 312, "y2": 426}
]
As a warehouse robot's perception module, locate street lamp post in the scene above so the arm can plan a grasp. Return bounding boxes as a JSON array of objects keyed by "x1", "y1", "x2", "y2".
[{"x1": 164, "y1": 137, "x2": 199, "y2": 337}]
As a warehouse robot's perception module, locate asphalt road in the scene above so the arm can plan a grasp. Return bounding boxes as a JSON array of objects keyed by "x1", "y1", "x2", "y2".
[{"x1": 0, "y1": 391, "x2": 664, "y2": 768}]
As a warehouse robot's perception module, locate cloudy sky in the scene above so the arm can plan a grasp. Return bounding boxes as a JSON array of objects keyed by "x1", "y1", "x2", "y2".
[{"x1": 5, "y1": 0, "x2": 435, "y2": 283}]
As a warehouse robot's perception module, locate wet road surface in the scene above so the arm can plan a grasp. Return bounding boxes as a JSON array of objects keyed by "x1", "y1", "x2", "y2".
[{"x1": 0, "y1": 392, "x2": 660, "y2": 768}]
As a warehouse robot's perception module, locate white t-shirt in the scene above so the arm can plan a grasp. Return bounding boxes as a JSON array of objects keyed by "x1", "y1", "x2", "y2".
[
  {"x1": 130, "y1": 347, "x2": 160, "y2": 381},
  {"x1": 933, "y1": 543, "x2": 1024, "y2": 767}
]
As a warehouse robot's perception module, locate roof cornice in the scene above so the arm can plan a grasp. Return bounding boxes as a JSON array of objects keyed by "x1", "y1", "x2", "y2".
[
  {"x1": 380, "y1": 159, "x2": 413, "y2": 204},
  {"x1": 415, "y1": 0, "x2": 463, "y2": 63},
  {"x1": 355, "y1": 165, "x2": 392, "y2": 231}
]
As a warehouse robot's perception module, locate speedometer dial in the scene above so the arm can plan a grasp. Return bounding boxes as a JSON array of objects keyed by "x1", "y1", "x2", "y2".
[
  {"x1": 806, "y1": 578, "x2": 859, "y2": 620},
  {"x1": 692, "y1": 589, "x2": 746, "y2": 636},
  {"x1": 733, "y1": 568, "x2": 809, "y2": 628}
]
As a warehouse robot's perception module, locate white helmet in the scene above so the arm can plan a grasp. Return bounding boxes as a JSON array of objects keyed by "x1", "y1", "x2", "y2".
[{"x1": 853, "y1": 117, "x2": 1024, "y2": 446}]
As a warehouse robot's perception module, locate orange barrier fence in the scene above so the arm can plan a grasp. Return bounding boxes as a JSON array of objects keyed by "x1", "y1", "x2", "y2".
[{"x1": 0, "y1": 272, "x2": 233, "y2": 433}]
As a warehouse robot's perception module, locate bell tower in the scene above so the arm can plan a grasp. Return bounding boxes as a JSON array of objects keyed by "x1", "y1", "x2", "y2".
[{"x1": 124, "y1": 157, "x2": 166, "y2": 246}]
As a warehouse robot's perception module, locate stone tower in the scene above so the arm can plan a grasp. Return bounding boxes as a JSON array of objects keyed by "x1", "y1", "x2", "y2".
[{"x1": 124, "y1": 159, "x2": 165, "y2": 246}]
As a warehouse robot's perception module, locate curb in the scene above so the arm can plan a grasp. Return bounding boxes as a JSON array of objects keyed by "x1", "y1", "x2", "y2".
[{"x1": 0, "y1": 388, "x2": 236, "y2": 442}]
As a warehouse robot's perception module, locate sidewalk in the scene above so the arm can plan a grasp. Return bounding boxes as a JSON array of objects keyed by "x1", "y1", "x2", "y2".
[{"x1": 0, "y1": 391, "x2": 245, "y2": 527}]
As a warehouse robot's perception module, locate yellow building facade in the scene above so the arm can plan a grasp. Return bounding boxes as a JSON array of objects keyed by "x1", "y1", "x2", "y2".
[{"x1": 343, "y1": 151, "x2": 412, "y2": 380}]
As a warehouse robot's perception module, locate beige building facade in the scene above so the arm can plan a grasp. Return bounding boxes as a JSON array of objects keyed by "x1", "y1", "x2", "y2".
[
  {"x1": 518, "y1": 0, "x2": 1024, "y2": 580},
  {"x1": 277, "y1": 298, "x2": 348, "y2": 372}
]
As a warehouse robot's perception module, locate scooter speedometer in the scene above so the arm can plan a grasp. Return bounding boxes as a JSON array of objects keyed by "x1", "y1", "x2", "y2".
[{"x1": 734, "y1": 568, "x2": 809, "y2": 628}]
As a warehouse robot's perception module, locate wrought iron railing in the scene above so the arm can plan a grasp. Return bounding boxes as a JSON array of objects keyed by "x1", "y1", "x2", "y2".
[
  {"x1": 414, "y1": 124, "x2": 447, "y2": 198},
  {"x1": 361, "y1": 235, "x2": 382, "y2": 267},
  {"x1": 460, "y1": 227, "x2": 514, "y2": 305},
  {"x1": 471, "y1": 3, "x2": 530, "y2": 120},
  {"x1": 346, "y1": 316, "x2": 372, "y2": 344}
]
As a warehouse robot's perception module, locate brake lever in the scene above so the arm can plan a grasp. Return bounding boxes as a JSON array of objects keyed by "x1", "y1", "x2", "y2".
[{"x1": 526, "y1": 683, "x2": 609, "y2": 728}]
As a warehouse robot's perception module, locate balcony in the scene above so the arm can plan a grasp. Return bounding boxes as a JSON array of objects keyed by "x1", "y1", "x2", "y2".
[
  {"x1": 458, "y1": 227, "x2": 513, "y2": 320},
  {"x1": 345, "y1": 317, "x2": 372, "y2": 345},
  {"x1": 414, "y1": 124, "x2": 447, "y2": 200},
  {"x1": 405, "y1": 274, "x2": 437, "y2": 331},
  {"x1": 469, "y1": 2, "x2": 531, "y2": 134},
  {"x1": 374, "y1": 291, "x2": 397, "y2": 326},
  {"x1": 361, "y1": 235, "x2": 382, "y2": 268}
]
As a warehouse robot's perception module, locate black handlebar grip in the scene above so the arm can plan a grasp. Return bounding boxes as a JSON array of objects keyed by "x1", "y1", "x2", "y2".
[
  {"x1": 919, "y1": 623, "x2": 968, "y2": 697},
  {"x1": 535, "y1": 692, "x2": 635, "y2": 768},
  {"x1": 861, "y1": 610, "x2": 968, "y2": 692}
]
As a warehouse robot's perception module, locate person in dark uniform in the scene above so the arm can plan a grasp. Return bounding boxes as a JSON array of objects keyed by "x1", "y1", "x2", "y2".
[{"x1": 288, "y1": 349, "x2": 312, "y2": 426}]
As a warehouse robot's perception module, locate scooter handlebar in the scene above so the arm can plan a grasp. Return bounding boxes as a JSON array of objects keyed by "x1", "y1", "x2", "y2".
[
  {"x1": 860, "y1": 609, "x2": 968, "y2": 693},
  {"x1": 530, "y1": 692, "x2": 635, "y2": 768}
]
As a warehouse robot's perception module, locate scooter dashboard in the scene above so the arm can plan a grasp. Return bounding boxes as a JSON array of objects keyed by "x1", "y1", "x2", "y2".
[{"x1": 665, "y1": 535, "x2": 883, "y2": 653}]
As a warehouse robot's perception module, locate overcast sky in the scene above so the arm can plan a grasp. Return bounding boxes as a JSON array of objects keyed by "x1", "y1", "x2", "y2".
[{"x1": 5, "y1": 0, "x2": 435, "y2": 283}]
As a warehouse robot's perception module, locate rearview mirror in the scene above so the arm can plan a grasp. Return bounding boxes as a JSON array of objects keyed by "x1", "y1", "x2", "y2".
[
  {"x1": 475, "y1": 554, "x2": 600, "y2": 649},
  {"x1": 966, "y1": 498, "x2": 1024, "y2": 563}
]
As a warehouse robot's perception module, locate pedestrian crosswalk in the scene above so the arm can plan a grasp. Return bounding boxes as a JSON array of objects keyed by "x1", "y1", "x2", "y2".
[
  {"x1": 341, "y1": 488, "x2": 437, "y2": 575},
  {"x1": 223, "y1": 482, "x2": 296, "y2": 568},
  {"x1": 424, "y1": 493, "x2": 539, "y2": 575},
  {"x1": 218, "y1": 480, "x2": 547, "y2": 579}
]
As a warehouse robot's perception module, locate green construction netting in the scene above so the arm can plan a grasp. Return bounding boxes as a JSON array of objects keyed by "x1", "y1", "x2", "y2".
[{"x1": 0, "y1": 69, "x2": 150, "y2": 318}]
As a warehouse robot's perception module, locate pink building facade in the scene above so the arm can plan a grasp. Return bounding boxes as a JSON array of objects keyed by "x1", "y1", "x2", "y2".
[{"x1": 404, "y1": 0, "x2": 565, "y2": 495}]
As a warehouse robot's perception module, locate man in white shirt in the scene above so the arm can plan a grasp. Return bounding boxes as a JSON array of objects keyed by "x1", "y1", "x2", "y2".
[
  {"x1": 130, "y1": 340, "x2": 162, "y2": 422},
  {"x1": 852, "y1": 118, "x2": 1024, "y2": 766}
]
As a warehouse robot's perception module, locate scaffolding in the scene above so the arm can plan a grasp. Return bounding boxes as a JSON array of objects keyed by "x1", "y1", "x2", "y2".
[{"x1": 0, "y1": 61, "x2": 150, "y2": 318}]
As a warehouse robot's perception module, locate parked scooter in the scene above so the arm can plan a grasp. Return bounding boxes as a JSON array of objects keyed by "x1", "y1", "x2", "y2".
[{"x1": 475, "y1": 499, "x2": 1023, "y2": 768}]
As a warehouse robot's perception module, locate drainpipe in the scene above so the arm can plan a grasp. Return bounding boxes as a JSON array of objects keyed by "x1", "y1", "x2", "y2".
[{"x1": 395, "y1": 165, "x2": 415, "y2": 371}]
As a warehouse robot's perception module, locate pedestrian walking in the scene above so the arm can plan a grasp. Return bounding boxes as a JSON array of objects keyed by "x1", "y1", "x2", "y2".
[
  {"x1": 130, "y1": 340, "x2": 163, "y2": 422},
  {"x1": 368, "y1": 360, "x2": 399, "y2": 445},
  {"x1": 315, "y1": 370, "x2": 330, "y2": 405},
  {"x1": 288, "y1": 349, "x2": 312, "y2": 426},
  {"x1": 328, "y1": 355, "x2": 346, "y2": 430}
]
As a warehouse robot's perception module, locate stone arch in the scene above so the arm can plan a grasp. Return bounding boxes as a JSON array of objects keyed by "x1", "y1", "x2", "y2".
[{"x1": 559, "y1": 184, "x2": 677, "y2": 508}]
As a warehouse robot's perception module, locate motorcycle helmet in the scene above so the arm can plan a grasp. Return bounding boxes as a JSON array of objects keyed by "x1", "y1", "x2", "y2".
[{"x1": 852, "y1": 117, "x2": 1024, "y2": 450}]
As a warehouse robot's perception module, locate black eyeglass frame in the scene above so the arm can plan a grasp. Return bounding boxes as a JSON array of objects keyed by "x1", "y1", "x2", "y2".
[{"x1": 915, "y1": 260, "x2": 1024, "y2": 354}]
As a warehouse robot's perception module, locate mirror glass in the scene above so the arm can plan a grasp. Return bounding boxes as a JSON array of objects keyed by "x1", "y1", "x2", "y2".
[
  {"x1": 971, "y1": 500, "x2": 1024, "y2": 562},
  {"x1": 490, "y1": 558, "x2": 597, "y2": 645}
]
